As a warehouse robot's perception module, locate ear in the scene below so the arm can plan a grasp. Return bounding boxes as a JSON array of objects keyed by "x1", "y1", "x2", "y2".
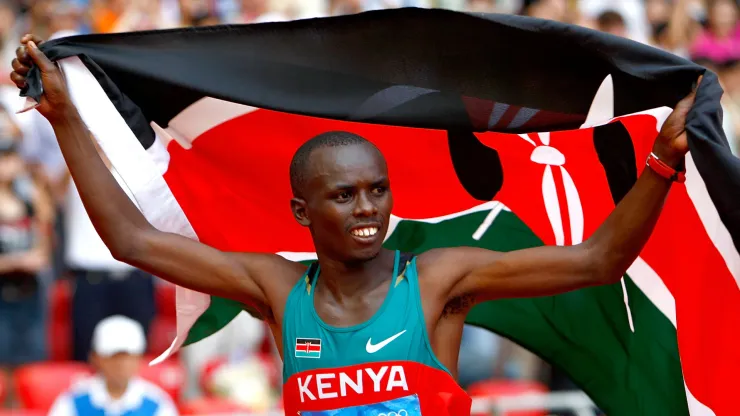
[
  {"x1": 89, "y1": 352, "x2": 99, "y2": 367},
  {"x1": 291, "y1": 197, "x2": 310, "y2": 227}
]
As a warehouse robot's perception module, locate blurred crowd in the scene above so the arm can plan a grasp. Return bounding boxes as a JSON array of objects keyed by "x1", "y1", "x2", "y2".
[{"x1": 0, "y1": 0, "x2": 738, "y2": 414}]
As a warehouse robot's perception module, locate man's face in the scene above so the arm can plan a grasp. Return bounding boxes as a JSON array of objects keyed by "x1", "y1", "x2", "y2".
[
  {"x1": 92, "y1": 352, "x2": 141, "y2": 389},
  {"x1": 645, "y1": 0, "x2": 670, "y2": 25},
  {"x1": 710, "y1": 0, "x2": 739, "y2": 33},
  {"x1": 0, "y1": 152, "x2": 23, "y2": 183},
  {"x1": 294, "y1": 143, "x2": 393, "y2": 262}
]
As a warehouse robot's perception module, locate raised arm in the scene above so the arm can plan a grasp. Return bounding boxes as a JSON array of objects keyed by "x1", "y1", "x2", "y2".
[
  {"x1": 9, "y1": 36, "x2": 299, "y2": 319},
  {"x1": 422, "y1": 77, "x2": 701, "y2": 308}
]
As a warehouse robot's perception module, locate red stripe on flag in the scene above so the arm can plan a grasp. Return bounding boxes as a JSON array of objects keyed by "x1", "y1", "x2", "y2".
[
  {"x1": 619, "y1": 114, "x2": 739, "y2": 415},
  {"x1": 640, "y1": 186, "x2": 739, "y2": 416},
  {"x1": 460, "y1": 96, "x2": 495, "y2": 131},
  {"x1": 495, "y1": 105, "x2": 521, "y2": 129}
]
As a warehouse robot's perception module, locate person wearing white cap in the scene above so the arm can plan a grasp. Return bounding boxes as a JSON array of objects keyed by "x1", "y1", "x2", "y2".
[{"x1": 48, "y1": 316, "x2": 179, "y2": 416}]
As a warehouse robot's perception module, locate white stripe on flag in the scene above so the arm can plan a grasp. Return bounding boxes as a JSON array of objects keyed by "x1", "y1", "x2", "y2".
[
  {"x1": 58, "y1": 57, "x2": 211, "y2": 366},
  {"x1": 627, "y1": 256, "x2": 714, "y2": 416},
  {"x1": 685, "y1": 153, "x2": 740, "y2": 290},
  {"x1": 686, "y1": 383, "x2": 718, "y2": 416},
  {"x1": 166, "y1": 97, "x2": 259, "y2": 145}
]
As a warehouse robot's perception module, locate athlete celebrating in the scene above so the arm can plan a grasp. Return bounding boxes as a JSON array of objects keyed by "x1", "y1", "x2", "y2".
[{"x1": 10, "y1": 34, "x2": 700, "y2": 416}]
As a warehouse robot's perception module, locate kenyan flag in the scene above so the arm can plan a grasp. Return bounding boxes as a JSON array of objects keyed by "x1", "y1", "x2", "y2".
[{"x1": 25, "y1": 8, "x2": 739, "y2": 416}]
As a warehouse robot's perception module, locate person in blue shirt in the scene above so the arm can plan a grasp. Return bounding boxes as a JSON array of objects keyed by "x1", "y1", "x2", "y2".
[{"x1": 48, "y1": 315, "x2": 179, "y2": 416}]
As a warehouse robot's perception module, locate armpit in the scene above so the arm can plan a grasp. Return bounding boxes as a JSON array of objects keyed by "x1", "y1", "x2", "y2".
[{"x1": 442, "y1": 294, "x2": 476, "y2": 317}]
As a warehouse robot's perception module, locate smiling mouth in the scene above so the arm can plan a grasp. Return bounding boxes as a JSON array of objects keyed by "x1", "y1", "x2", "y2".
[{"x1": 350, "y1": 226, "x2": 379, "y2": 238}]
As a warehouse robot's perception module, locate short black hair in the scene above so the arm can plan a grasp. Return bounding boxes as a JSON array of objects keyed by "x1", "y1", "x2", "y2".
[
  {"x1": 289, "y1": 131, "x2": 375, "y2": 197},
  {"x1": 597, "y1": 10, "x2": 626, "y2": 30}
]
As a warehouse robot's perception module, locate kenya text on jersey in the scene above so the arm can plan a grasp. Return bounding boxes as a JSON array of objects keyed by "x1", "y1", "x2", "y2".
[{"x1": 298, "y1": 365, "x2": 409, "y2": 402}]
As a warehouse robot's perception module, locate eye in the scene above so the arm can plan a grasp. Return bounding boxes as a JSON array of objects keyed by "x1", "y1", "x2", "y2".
[
  {"x1": 335, "y1": 191, "x2": 352, "y2": 202},
  {"x1": 372, "y1": 186, "x2": 387, "y2": 195}
]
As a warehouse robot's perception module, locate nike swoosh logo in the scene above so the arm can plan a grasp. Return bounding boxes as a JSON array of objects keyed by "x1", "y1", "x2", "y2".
[{"x1": 366, "y1": 330, "x2": 407, "y2": 354}]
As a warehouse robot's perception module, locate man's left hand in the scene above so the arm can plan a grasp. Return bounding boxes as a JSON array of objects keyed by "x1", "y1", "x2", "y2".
[{"x1": 653, "y1": 75, "x2": 703, "y2": 167}]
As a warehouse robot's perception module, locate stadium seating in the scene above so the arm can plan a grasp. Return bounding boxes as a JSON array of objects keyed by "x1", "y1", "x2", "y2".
[
  {"x1": 48, "y1": 279, "x2": 72, "y2": 361},
  {"x1": 468, "y1": 379, "x2": 549, "y2": 416},
  {"x1": 14, "y1": 362, "x2": 93, "y2": 411},
  {"x1": 0, "y1": 374, "x2": 6, "y2": 408},
  {"x1": 198, "y1": 356, "x2": 227, "y2": 395},
  {"x1": 147, "y1": 315, "x2": 177, "y2": 357},
  {"x1": 155, "y1": 282, "x2": 176, "y2": 319},
  {"x1": 0, "y1": 410, "x2": 45, "y2": 416},
  {"x1": 149, "y1": 283, "x2": 178, "y2": 358},
  {"x1": 50, "y1": 279, "x2": 178, "y2": 361}
]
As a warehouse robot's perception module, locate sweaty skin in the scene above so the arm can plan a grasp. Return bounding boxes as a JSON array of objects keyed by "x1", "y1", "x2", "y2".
[{"x1": 10, "y1": 35, "x2": 699, "y2": 378}]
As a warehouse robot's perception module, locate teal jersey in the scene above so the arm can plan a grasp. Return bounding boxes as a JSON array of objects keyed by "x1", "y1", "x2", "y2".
[{"x1": 281, "y1": 250, "x2": 471, "y2": 416}]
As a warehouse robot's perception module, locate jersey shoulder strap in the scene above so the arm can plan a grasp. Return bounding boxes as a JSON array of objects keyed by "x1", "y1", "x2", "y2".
[
  {"x1": 399, "y1": 252, "x2": 415, "y2": 267},
  {"x1": 305, "y1": 261, "x2": 319, "y2": 282}
]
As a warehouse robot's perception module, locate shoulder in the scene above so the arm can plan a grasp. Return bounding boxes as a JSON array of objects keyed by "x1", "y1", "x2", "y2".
[
  {"x1": 243, "y1": 253, "x2": 309, "y2": 291},
  {"x1": 48, "y1": 392, "x2": 76, "y2": 416},
  {"x1": 416, "y1": 247, "x2": 503, "y2": 280},
  {"x1": 49, "y1": 377, "x2": 94, "y2": 416},
  {"x1": 133, "y1": 378, "x2": 177, "y2": 407},
  {"x1": 65, "y1": 375, "x2": 96, "y2": 397},
  {"x1": 233, "y1": 252, "x2": 309, "y2": 320}
]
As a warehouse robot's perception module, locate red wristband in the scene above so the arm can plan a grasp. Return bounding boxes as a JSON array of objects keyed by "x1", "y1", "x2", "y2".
[{"x1": 646, "y1": 152, "x2": 685, "y2": 183}]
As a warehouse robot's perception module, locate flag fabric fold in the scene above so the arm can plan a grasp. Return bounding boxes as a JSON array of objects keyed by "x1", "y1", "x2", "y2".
[{"x1": 21, "y1": 8, "x2": 740, "y2": 416}]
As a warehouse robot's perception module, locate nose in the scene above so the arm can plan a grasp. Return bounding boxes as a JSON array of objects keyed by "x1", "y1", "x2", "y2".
[{"x1": 353, "y1": 191, "x2": 378, "y2": 217}]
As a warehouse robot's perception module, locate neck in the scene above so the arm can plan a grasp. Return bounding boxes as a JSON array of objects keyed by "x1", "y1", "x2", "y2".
[
  {"x1": 105, "y1": 380, "x2": 129, "y2": 400},
  {"x1": 315, "y1": 248, "x2": 396, "y2": 302}
]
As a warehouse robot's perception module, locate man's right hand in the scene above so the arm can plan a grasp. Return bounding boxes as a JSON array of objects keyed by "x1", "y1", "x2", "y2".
[{"x1": 9, "y1": 34, "x2": 73, "y2": 121}]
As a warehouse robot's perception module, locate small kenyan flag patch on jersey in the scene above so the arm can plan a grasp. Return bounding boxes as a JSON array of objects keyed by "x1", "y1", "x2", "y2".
[{"x1": 295, "y1": 338, "x2": 321, "y2": 358}]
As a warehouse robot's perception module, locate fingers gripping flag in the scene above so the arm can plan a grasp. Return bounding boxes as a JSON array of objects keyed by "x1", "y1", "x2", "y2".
[{"x1": 23, "y1": 8, "x2": 740, "y2": 416}]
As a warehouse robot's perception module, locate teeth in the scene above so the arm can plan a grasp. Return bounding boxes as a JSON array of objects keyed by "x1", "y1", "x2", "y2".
[{"x1": 352, "y1": 227, "x2": 378, "y2": 237}]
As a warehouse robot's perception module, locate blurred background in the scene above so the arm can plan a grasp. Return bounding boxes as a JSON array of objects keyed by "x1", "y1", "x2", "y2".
[{"x1": 0, "y1": 0, "x2": 738, "y2": 415}]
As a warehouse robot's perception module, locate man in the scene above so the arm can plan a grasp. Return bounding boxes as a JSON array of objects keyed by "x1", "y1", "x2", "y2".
[
  {"x1": 48, "y1": 315, "x2": 179, "y2": 416},
  {"x1": 10, "y1": 34, "x2": 700, "y2": 415}
]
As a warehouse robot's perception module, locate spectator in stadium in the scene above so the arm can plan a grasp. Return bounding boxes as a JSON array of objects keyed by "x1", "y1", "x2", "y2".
[
  {"x1": 464, "y1": 0, "x2": 496, "y2": 14},
  {"x1": 59, "y1": 137, "x2": 156, "y2": 363},
  {"x1": 578, "y1": 0, "x2": 650, "y2": 43},
  {"x1": 0, "y1": 103, "x2": 53, "y2": 399},
  {"x1": 521, "y1": 0, "x2": 568, "y2": 22},
  {"x1": 48, "y1": 315, "x2": 179, "y2": 416},
  {"x1": 191, "y1": 11, "x2": 221, "y2": 26},
  {"x1": 690, "y1": 0, "x2": 740, "y2": 92},
  {"x1": 596, "y1": 9, "x2": 628, "y2": 38},
  {"x1": 685, "y1": 0, "x2": 740, "y2": 153},
  {"x1": 0, "y1": 0, "x2": 19, "y2": 78},
  {"x1": 329, "y1": 0, "x2": 363, "y2": 16},
  {"x1": 236, "y1": 0, "x2": 288, "y2": 23},
  {"x1": 176, "y1": 0, "x2": 214, "y2": 26},
  {"x1": 648, "y1": 0, "x2": 701, "y2": 58}
]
